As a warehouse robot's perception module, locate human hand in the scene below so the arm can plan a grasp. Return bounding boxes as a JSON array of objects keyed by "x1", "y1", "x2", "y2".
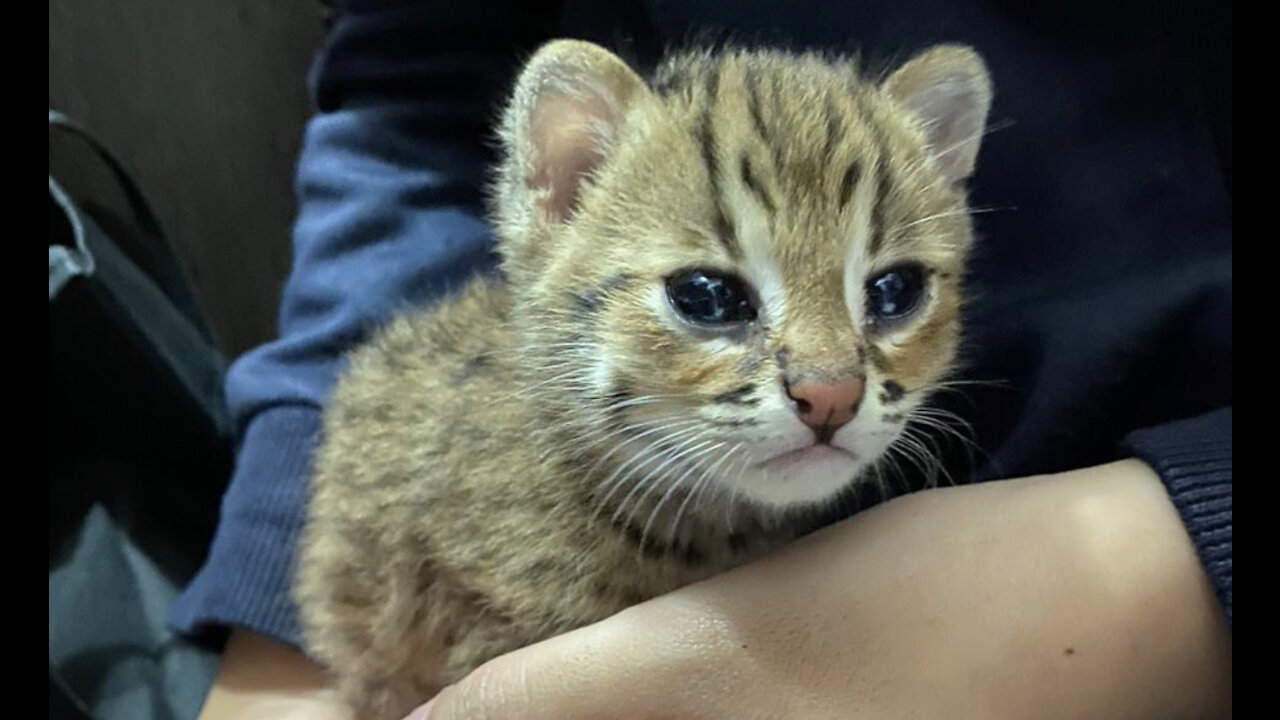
[{"x1": 196, "y1": 630, "x2": 351, "y2": 720}]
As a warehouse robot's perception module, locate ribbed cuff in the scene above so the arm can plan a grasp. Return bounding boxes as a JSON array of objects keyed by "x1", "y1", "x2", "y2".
[
  {"x1": 1121, "y1": 407, "x2": 1232, "y2": 628},
  {"x1": 168, "y1": 405, "x2": 322, "y2": 649}
]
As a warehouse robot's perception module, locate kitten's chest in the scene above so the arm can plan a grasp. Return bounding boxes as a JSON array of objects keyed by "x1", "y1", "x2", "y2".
[{"x1": 578, "y1": 496, "x2": 798, "y2": 606}]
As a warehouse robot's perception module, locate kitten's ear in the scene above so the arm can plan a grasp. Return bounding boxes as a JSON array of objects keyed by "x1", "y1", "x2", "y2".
[
  {"x1": 499, "y1": 40, "x2": 649, "y2": 227},
  {"x1": 881, "y1": 45, "x2": 992, "y2": 183}
]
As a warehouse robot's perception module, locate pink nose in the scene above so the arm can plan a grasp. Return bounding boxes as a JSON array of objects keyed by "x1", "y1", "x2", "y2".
[{"x1": 786, "y1": 378, "x2": 865, "y2": 439}]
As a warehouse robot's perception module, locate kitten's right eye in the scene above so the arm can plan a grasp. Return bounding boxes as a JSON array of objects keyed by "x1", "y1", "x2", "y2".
[
  {"x1": 866, "y1": 264, "x2": 926, "y2": 322},
  {"x1": 666, "y1": 270, "x2": 758, "y2": 325}
]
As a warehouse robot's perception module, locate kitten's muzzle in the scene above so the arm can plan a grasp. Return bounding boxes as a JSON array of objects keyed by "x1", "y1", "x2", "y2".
[{"x1": 784, "y1": 377, "x2": 865, "y2": 443}]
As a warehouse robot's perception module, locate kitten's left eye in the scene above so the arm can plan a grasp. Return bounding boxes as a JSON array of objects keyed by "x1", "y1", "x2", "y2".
[
  {"x1": 866, "y1": 264, "x2": 926, "y2": 321},
  {"x1": 666, "y1": 270, "x2": 758, "y2": 325}
]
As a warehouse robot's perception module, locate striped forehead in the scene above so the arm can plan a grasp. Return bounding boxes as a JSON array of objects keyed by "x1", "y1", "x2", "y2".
[{"x1": 676, "y1": 62, "x2": 892, "y2": 328}]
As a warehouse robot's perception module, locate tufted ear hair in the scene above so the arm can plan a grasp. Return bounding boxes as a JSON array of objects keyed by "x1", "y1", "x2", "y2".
[
  {"x1": 882, "y1": 45, "x2": 993, "y2": 183},
  {"x1": 496, "y1": 38, "x2": 651, "y2": 253}
]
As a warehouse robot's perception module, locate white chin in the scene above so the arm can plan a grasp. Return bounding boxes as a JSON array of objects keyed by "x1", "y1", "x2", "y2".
[{"x1": 727, "y1": 445, "x2": 865, "y2": 508}]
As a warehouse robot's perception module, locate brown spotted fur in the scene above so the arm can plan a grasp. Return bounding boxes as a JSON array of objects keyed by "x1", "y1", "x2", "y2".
[{"x1": 294, "y1": 40, "x2": 992, "y2": 719}]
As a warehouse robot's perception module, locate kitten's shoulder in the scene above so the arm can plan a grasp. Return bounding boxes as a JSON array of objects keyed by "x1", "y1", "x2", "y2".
[
  {"x1": 315, "y1": 274, "x2": 524, "y2": 493},
  {"x1": 341, "y1": 273, "x2": 512, "y2": 396}
]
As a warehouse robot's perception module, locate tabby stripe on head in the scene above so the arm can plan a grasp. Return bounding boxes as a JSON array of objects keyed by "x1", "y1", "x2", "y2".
[
  {"x1": 744, "y1": 68, "x2": 785, "y2": 171},
  {"x1": 699, "y1": 66, "x2": 739, "y2": 257},
  {"x1": 740, "y1": 155, "x2": 776, "y2": 217},
  {"x1": 652, "y1": 66, "x2": 689, "y2": 97},
  {"x1": 846, "y1": 95, "x2": 893, "y2": 254},
  {"x1": 868, "y1": 162, "x2": 889, "y2": 254},
  {"x1": 744, "y1": 68, "x2": 771, "y2": 146},
  {"x1": 867, "y1": 124, "x2": 895, "y2": 255},
  {"x1": 823, "y1": 94, "x2": 843, "y2": 163},
  {"x1": 839, "y1": 162, "x2": 860, "y2": 209}
]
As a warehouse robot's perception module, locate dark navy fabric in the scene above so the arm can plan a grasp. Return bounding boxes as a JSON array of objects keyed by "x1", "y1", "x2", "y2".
[{"x1": 171, "y1": 0, "x2": 1232, "y2": 647}]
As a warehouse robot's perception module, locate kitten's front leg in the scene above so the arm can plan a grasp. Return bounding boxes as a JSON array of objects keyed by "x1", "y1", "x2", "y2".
[
  {"x1": 296, "y1": 527, "x2": 469, "y2": 720},
  {"x1": 346, "y1": 578, "x2": 569, "y2": 719}
]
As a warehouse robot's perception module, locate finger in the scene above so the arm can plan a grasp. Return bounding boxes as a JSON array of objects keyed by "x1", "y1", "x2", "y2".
[{"x1": 419, "y1": 607, "x2": 664, "y2": 720}]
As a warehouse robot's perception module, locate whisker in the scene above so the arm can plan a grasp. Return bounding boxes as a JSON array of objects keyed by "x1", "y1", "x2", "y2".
[
  {"x1": 588, "y1": 419, "x2": 705, "y2": 522},
  {"x1": 619, "y1": 434, "x2": 718, "y2": 530},
  {"x1": 886, "y1": 205, "x2": 1015, "y2": 237},
  {"x1": 641, "y1": 440, "x2": 727, "y2": 552},
  {"x1": 609, "y1": 426, "x2": 713, "y2": 526}
]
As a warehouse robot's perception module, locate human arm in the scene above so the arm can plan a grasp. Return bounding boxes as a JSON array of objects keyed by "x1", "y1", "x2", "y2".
[{"x1": 417, "y1": 458, "x2": 1231, "y2": 720}]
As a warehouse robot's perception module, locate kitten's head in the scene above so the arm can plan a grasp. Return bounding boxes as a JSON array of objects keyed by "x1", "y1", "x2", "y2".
[{"x1": 494, "y1": 40, "x2": 991, "y2": 509}]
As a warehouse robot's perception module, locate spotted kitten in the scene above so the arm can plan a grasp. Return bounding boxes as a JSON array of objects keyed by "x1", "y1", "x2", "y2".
[{"x1": 294, "y1": 39, "x2": 993, "y2": 719}]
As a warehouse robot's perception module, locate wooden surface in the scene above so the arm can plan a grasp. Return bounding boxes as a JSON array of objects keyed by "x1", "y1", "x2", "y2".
[{"x1": 50, "y1": 1, "x2": 327, "y2": 356}]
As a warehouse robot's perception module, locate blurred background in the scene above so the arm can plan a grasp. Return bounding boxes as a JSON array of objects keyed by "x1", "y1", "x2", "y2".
[
  {"x1": 50, "y1": 4, "x2": 328, "y2": 718},
  {"x1": 50, "y1": 0, "x2": 326, "y2": 356}
]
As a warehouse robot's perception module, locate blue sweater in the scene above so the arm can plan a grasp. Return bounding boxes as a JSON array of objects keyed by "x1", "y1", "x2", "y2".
[{"x1": 170, "y1": 0, "x2": 1232, "y2": 646}]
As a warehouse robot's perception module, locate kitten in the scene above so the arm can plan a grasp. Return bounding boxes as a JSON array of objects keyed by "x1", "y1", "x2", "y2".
[{"x1": 294, "y1": 39, "x2": 993, "y2": 720}]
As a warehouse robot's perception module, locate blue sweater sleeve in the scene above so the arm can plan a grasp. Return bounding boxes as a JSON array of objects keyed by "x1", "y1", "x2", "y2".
[
  {"x1": 1122, "y1": 408, "x2": 1232, "y2": 628},
  {"x1": 169, "y1": 1, "x2": 557, "y2": 647}
]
